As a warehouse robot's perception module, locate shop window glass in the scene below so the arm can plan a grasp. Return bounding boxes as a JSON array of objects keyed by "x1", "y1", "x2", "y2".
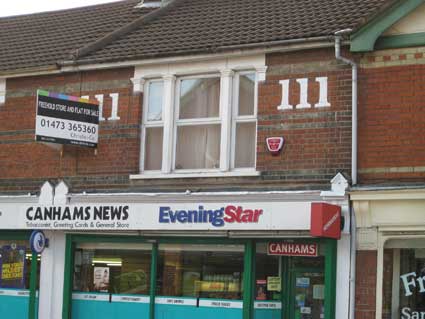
[
  {"x1": 0, "y1": 240, "x2": 38, "y2": 289},
  {"x1": 399, "y1": 249, "x2": 425, "y2": 316},
  {"x1": 73, "y1": 243, "x2": 152, "y2": 294},
  {"x1": 156, "y1": 243, "x2": 244, "y2": 299},
  {"x1": 255, "y1": 243, "x2": 280, "y2": 302},
  {"x1": 379, "y1": 240, "x2": 425, "y2": 319}
]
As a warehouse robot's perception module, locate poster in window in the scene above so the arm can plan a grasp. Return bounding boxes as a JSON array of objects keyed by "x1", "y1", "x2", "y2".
[
  {"x1": 256, "y1": 279, "x2": 267, "y2": 300},
  {"x1": 267, "y1": 276, "x2": 281, "y2": 291},
  {"x1": 94, "y1": 267, "x2": 109, "y2": 292},
  {"x1": 0, "y1": 245, "x2": 26, "y2": 288}
]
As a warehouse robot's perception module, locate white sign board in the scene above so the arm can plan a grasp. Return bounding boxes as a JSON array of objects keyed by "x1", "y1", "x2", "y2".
[{"x1": 0, "y1": 202, "x2": 311, "y2": 231}]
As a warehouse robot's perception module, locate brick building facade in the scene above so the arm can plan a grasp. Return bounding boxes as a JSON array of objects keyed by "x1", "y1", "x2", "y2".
[{"x1": 0, "y1": 1, "x2": 424, "y2": 319}]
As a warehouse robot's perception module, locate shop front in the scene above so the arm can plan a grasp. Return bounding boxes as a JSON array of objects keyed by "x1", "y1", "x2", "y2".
[
  {"x1": 64, "y1": 236, "x2": 336, "y2": 319},
  {"x1": 0, "y1": 183, "x2": 351, "y2": 319},
  {"x1": 351, "y1": 188, "x2": 425, "y2": 319}
]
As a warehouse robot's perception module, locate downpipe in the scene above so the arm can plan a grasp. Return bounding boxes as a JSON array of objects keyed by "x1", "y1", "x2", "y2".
[
  {"x1": 335, "y1": 29, "x2": 357, "y2": 185},
  {"x1": 335, "y1": 29, "x2": 357, "y2": 319}
]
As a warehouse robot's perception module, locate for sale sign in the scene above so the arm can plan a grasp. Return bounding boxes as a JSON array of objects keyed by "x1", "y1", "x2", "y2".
[{"x1": 35, "y1": 90, "x2": 99, "y2": 148}]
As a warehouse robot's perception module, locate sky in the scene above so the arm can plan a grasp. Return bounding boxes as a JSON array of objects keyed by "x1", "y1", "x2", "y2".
[{"x1": 0, "y1": 0, "x2": 124, "y2": 17}]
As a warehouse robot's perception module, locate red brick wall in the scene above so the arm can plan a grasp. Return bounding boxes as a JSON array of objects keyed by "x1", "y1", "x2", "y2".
[
  {"x1": 257, "y1": 49, "x2": 352, "y2": 181},
  {"x1": 358, "y1": 63, "x2": 425, "y2": 183},
  {"x1": 356, "y1": 250, "x2": 377, "y2": 319},
  {"x1": 382, "y1": 250, "x2": 393, "y2": 319},
  {"x1": 0, "y1": 67, "x2": 141, "y2": 181},
  {"x1": 0, "y1": 49, "x2": 354, "y2": 193}
]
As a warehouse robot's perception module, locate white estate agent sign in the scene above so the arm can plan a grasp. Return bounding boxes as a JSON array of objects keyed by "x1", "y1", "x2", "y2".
[
  {"x1": 0, "y1": 202, "x2": 311, "y2": 231},
  {"x1": 35, "y1": 90, "x2": 99, "y2": 148}
]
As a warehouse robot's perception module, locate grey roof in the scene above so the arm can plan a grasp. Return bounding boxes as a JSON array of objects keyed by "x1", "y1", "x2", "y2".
[
  {"x1": 0, "y1": 0, "x2": 392, "y2": 74},
  {"x1": 0, "y1": 0, "x2": 152, "y2": 74}
]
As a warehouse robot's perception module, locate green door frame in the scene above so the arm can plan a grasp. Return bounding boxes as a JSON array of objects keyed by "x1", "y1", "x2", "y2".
[
  {"x1": 0, "y1": 231, "x2": 39, "y2": 319},
  {"x1": 62, "y1": 235, "x2": 337, "y2": 319}
]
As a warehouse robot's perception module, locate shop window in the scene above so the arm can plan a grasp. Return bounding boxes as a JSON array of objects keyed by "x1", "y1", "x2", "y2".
[
  {"x1": 384, "y1": 242, "x2": 425, "y2": 319},
  {"x1": 73, "y1": 243, "x2": 152, "y2": 294},
  {"x1": 141, "y1": 71, "x2": 258, "y2": 175},
  {"x1": 156, "y1": 243, "x2": 244, "y2": 299},
  {"x1": 255, "y1": 243, "x2": 280, "y2": 302},
  {"x1": 0, "y1": 240, "x2": 38, "y2": 289}
]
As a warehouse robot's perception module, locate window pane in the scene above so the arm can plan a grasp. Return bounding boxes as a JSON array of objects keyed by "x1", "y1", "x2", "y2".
[
  {"x1": 234, "y1": 122, "x2": 256, "y2": 168},
  {"x1": 157, "y1": 244, "x2": 244, "y2": 299},
  {"x1": 179, "y1": 78, "x2": 220, "y2": 119},
  {"x1": 238, "y1": 73, "x2": 255, "y2": 116},
  {"x1": 147, "y1": 81, "x2": 163, "y2": 121},
  {"x1": 73, "y1": 244, "x2": 151, "y2": 295},
  {"x1": 145, "y1": 127, "x2": 163, "y2": 171},
  {"x1": 175, "y1": 125, "x2": 220, "y2": 169},
  {"x1": 255, "y1": 243, "x2": 280, "y2": 301}
]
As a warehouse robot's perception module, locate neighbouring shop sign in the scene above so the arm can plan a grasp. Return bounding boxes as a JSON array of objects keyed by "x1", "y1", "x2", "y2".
[
  {"x1": 35, "y1": 90, "x2": 99, "y2": 148},
  {"x1": 267, "y1": 242, "x2": 318, "y2": 257},
  {"x1": 0, "y1": 201, "x2": 315, "y2": 231},
  {"x1": 400, "y1": 271, "x2": 425, "y2": 319}
]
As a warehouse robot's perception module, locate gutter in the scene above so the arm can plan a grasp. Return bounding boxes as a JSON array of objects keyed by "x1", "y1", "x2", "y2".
[{"x1": 334, "y1": 28, "x2": 358, "y2": 319}]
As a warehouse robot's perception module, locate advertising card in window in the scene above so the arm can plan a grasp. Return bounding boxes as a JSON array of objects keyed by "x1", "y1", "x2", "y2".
[{"x1": 93, "y1": 267, "x2": 109, "y2": 292}]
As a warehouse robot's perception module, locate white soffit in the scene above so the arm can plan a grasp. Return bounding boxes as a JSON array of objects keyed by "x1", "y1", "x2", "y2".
[{"x1": 383, "y1": 3, "x2": 425, "y2": 36}]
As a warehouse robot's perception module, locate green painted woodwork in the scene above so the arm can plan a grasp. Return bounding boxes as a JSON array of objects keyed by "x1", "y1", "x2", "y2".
[
  {"x1": 28, "y1": 252, "x2": 38, "y2": 319},
  {"x1": 62, "y1": 234, "x2": 74, "y2": 319},
  {"x1": 351, "y1": 0, "x2": 424, "y2": 52},
  {"x1": 243, "y1": 240, "x2": 254, "y2": 319},
  {"x1": 149, "y1": 243, "x2": 158, "y2": 319},
  {"x1": 375, "y1": 32, "x2": 425, "y2": 49}
]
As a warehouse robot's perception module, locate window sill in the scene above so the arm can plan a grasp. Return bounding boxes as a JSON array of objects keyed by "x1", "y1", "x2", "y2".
[{"x1": 130, "y1": 170, "x2": 261, "y2": 180}]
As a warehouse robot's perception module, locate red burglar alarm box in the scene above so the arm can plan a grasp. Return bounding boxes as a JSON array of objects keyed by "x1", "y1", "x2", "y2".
[
  {"x1": 266, "y1": 137, "x2": 284, "y2": 155},
  {"x1": 310, "y1": 203, "x2": 342, "y2": 240}
]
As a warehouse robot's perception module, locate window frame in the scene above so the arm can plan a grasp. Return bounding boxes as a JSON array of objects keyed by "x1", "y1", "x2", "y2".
[{"x1": 140, "y1": 69, "x2": 260, "y2": 177}]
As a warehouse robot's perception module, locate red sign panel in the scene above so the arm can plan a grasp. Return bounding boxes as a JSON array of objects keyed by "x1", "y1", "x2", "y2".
[
  {"x1": 310, "y1": 203, "x2": 342, "y2": 240},
  {"x1": 267, "y1": 242, "x2": 318, "y2": 257}
]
